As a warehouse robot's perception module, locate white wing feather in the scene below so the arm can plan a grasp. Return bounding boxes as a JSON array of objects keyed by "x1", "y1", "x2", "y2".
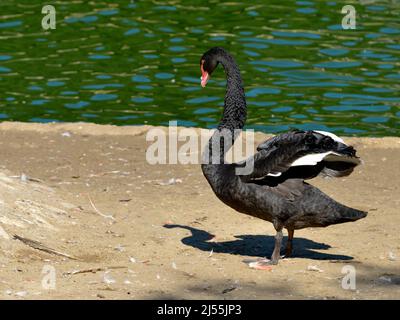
[{"x1": 263, "y1": 131, "x2": 359, "y2": 177}]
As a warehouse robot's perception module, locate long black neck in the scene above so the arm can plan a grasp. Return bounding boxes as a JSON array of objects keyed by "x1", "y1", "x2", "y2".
[
  {"x1": 205, "y1": 50, "x2": 247, "y2": 164},
  {"x1": 217, "y1": 52, "x2": 247, "y2": 131}
]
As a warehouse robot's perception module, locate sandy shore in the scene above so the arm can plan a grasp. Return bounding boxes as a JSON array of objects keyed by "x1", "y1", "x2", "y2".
[{"x1": 0, "y1": 122, "x2": 399, "y2": 300}]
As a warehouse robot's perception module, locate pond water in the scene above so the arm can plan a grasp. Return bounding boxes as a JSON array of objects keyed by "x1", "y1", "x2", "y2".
[{"x1": 0, "y1": 0, "x2": 399, "y2": 136}]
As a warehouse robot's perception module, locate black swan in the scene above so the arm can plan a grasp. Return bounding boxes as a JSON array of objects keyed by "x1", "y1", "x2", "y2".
[{"x1": 199, "y1": 47, "x2": 367, "y2": 266}]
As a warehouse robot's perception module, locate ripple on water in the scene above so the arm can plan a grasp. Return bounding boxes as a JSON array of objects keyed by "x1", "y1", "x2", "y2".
[
  {"x1": 144, "y1": 54, "x2": 158, "y2": 59},
  {"x1": 296, "y1": 7, "x2": 317, "y2": 14},
  {"x1": 365, "y1": 33, "x2": 381, "y2": 39},
  {"x1": 115, "y1": 115, "x2": 139, "y2": 120},
  {"x1": 0, "y1": 66, "x2": 11, "y2": 73},
  {"x1": 342, "y1": 41, "x2": 358, "y2": 47},
  {"x1": 250, "y1": 60, "x2": 304, "y2": 68},
  {"x1": 328, "y1": 25, "x2": 344, "y2": 31},
  {"x1": 242, "y1": 43, "x2": 269, "y2": 49},
  {"x1": 190, "y1": 28, "x2": 204, "y2": 34},
  {"x1": 324, "y1": 92, "x2": 400, "y2": 102},
  {"x1": 247, "y1": 11, "x2": 259, "y2": 17},
  {"x1": 386, "y1": 44, "x2": 400, "y2": 50},
  {"x1": 357, "y1": 50, "x2": 391, "y2": 59},
  {"x1": 155, "y1": 73, "x2": 174, "y2": 79},
  {"x1": 0, "y1": 20, "x2": 22, "y2": 28},
  {"x1": 28, "y1": 85, "x2": 43, "y2": 91},
  {"x1": 65, "y1": 16, "x2": 98, "y2": 23},
  {"x1": 31, "y1": 99, "x2": 50, "y2": 105},
  {"x1": 169, "y1": 46, "x2": 188, "y2": 52},
  {"x1": 363, "y1": 87, "x2": 393, "y2": 93},
  {"x1": 314, "y1": 61, "x2": 362, "y2": 68},
  {"x1": 272, "y1": 106, "x2": 293, "y2": 113},
  {"x1": 98, "y1": 9, "x2": 119, "y2": 16},
  {"x1": 174, "y1": 120, "x2": 198, "y2": 127},
  {"x1": 366, "y1": 5, "x2": 386, "y2": 12},
  {"x1": 324, "y1": 105, "x2": 391, "y2": 112},
  {"x1": 82, "y1": 84, "x2": 124, "y2": 89},
  {"x1": 61, "y1": 91, "x2": 78, "y2": 96},
  {"x1": 289, "y1": 81, "x2": 348, "y2": 87},
  {"x1": 296, "y1": 1, "x2": 314, "y2": 6},
  {"x1": 82, "y1": 113, "x2": 98, "y2": 118},
  {"x1": 247, "y1": 101, "x2": 277, "y2": 107},
  {"x1": 272, "y1": 70, "x2": 363, "y2": 82},
  {"x1": 297, "y1": 100, "x2": 313, "y2": 105},
  {"x1": 65, "y1": 101, "x2": 90, "y2": 109},
  {"x1": 136, "y1": 85, "x2": 153, "y2": 90},
  {"x1": 210, "y1": 36, "x2": 226, "y2": 41},
  {"x1": 271, "y1": 31, "x2": 321, "y2": 39},
  {"x1": 124, "y1": 28, "x2": 140, "y2": 36},
  {"x1": 132, "y1": 75, "x2": 151, "y2": 83},
  {"x1": 171, "y1": 57, "x2": 186, "y2": 63},
  {"x1": 379, "y1": 27, "x2": 400, "y2": 34},
  {"x1": 29, "y1": 118, "x2": 59, "y2": 123},
  {"x1": 170, "y1": 37, "x2": 183, "y2": 43},
  {"x1": 246, "y1": 87, "x2": 281, "y2": 97},
  {"x1": 182, "y1": 76, "x2": 200, "y2": 84},
  {"x1": 155, "y1": 5, "x2": 177, "y2": 11},
  {"x1": 131, "y1": 97, "x2": 153, "y2": 103},
  {"x1": 265, "y1": 39, "x2": 311, "y2": 46},
  {"x1": 243, "y1": 50, "x2": 260, "y2": 57},
  {"x1": 96, "y1": 75, "x2": 113, "y2": 79},
  {"x1": 385, "y1": 73, "x2": 400, "y2": 80},
  {"x1": 159, "y1": 27, "x2": 174, "y2": 33},
  {"x1": 290, "y1": 114, "x2": 307, "y2": 119},
  {"x1": 0, "y1": 55, "x2": 12, "y2": 61},
  {"x1": 362, "y1": 116, "x2": 389, "y2": 123},
  {"x1": 89, "y1": 54, "x2": 111, "y2": 60},
  {"x1": 199, "y1": 117, "x2": 216, "y2": 122},
  {"x1": 186, "y1": 97, "x2": 220, "y2": 104},
  {"x1": 377, "y1": 64, "x2": 394, "y2": 69},
  {"x1": 182, "y1": 87, "x2": 201, "y2": 92},
  {"x1": 319, "y1": 48, "x2": 349, "y2": 56},
  {"x1": 91, "y1": 94, "x2": 118, "y2": 101},
  {"x1": 47, "y1": 81, "x2": 65, "y2": 87},
  {"x1": 193, "y1": 108, "x2": 218, "y2": 115},
  {"x1": 363, "y1": 71, "x2": 379, "y2": 76}
]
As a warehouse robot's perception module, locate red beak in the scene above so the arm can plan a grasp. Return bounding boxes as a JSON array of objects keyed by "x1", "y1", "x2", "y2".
[{"x1": 200, "y1": 62, "x2": 209, "y2": 87}]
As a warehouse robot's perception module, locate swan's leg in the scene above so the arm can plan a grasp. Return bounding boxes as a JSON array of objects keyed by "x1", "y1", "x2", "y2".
[
  {"x1": 246, "y1": 224, "x2": 283, "y2": 269},
  {"x1": 285, "y1": 229, "x2": 294, "y2": 257},
  {"x1": 270, "y1": 229, "x2": 283, "y2": 265}
]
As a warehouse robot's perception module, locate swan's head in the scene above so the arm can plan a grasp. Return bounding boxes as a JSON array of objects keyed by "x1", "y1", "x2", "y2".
[{"x1": 200, "y1": 47, "x2": 224, "y2": 87}]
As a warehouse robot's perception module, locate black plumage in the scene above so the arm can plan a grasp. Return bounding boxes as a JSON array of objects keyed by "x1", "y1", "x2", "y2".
[{"x1": 199, "y1": 47, "x2": 367, "y2": 265}]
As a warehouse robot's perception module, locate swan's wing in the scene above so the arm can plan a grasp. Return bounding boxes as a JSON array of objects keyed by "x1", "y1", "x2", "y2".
[
  {"x1": 238, "y1": 130, "x2": 361, "y2": 182},
  {"x1": 260, "y1": 178, "x2": 306, "y2": 202}
]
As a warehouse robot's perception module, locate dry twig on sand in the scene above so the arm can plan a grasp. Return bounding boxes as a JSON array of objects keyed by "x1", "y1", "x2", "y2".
[
  {"x1": 13, "y1": 234, "x2": 79, "y2": 260},
  {"x1": 87, "y1": 194, "x2": 115, "y2": 221},
  {"x1": 63, "y1": 266, "x2": 126, "y2": 276}
]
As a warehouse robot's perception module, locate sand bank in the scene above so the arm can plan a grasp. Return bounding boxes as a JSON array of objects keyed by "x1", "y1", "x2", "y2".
[{"x1": 0, "y1": 122, "x2": 399, "y2": 299}]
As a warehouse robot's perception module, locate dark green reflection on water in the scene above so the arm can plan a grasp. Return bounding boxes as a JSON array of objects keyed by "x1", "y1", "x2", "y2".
[{"x1": 0, "y1": 0, "x2": 399, "y2": 136}]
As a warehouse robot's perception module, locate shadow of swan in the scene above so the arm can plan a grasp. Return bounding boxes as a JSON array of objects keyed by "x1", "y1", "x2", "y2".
[{"x1": 164, "y1": 224, "x2": 353, "y2": 261}]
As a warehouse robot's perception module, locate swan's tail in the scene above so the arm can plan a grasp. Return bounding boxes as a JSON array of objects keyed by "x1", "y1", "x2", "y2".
[
  {"x1": 338, "y1": 205, "x2": 368, "y2": 222},
  {"x1": 318, "y1": 203, "x2": 368, "y2": 227},
  {"x1": 303, "y1": 184, "x2": 368, "y2": 227}
]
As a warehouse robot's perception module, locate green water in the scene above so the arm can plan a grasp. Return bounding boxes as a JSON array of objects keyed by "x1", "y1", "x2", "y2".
[{"x1": 0, "y1": 0, "x2": 399, "y2": 136}]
